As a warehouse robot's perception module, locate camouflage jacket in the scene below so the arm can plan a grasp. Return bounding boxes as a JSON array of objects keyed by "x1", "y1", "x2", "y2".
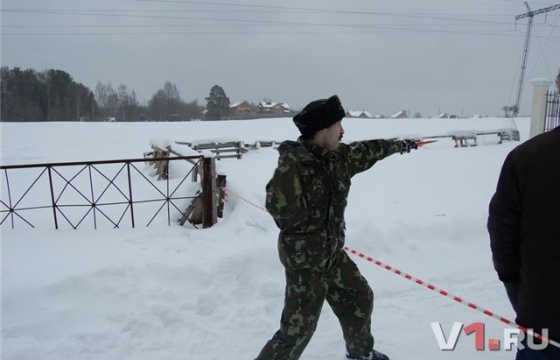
[{"x1": 266, "y1": 137, "x2": 403, "y2": 271}]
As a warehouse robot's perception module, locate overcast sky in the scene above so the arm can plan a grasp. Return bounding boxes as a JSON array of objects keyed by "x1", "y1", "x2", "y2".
[{"x1": 1, "y1": 0, "x2": 559, "y2": 117}]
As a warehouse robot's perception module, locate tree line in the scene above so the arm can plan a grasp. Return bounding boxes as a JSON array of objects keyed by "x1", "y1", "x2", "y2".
[{"x1": 0, "y1": 66, "x2": 229, "y2": 122}]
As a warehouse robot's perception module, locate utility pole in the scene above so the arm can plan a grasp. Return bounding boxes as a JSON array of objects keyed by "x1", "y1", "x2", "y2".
[{"x1": 513, "y1": 2, "x2": 560, "y2": 117}]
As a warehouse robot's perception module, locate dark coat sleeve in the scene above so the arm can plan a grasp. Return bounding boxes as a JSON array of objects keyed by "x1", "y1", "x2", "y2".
[
  {"x1": 487, "y1": 150, "x2": 522, "y2": 283},
  {"x1": 342, "y1": 139, "x2": 403, "y2": 177}
]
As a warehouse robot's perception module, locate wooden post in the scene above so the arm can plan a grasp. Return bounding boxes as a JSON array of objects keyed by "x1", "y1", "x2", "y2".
[
  {"x1": 150, "y1": 145, "x2": 169, "y2": 180},
  {"x1": 216, "y1": 174, "x2": 227, "y2": 218},
  {"x1": 191, "y1": 162, "x2": 200, "y2": 182},
  {"x1": 201, "y1": 157, "x2": 217, "y2": 228},
  {"x1": 237, "y1": 141, "x2": 243, "y2": 159}
]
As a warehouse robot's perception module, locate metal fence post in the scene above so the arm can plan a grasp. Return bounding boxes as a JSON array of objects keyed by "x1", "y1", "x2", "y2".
[
  {"x1": 529, "y1": 78, "x2": 553, "y2": 138},
  {"x1": 126, "y1": 162, "x2": 136, "y2": 228},
  {"x1": 47, "y1": 165, "x2": 59, "y2": 229},
  {"x1": 545, "y1": 91, "x2": 560, "y2": 132}
]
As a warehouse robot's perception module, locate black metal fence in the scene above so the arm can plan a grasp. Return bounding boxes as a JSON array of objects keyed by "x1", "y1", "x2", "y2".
[
  {"x1": 545, "y1": 90, "x2": 560, "y2": 132},
  {"x1": 0, "y1": 156, "x2": 203, "y2": 229}
]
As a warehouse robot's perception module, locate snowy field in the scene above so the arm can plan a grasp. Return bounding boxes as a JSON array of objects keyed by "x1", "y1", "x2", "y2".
[{"x1": 1, "y1": 116, "x2": 529, "y2": 360}]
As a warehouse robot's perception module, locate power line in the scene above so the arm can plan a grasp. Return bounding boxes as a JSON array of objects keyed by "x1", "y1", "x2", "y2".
[
  {"x1": 0, "y1": 8, "x2": 520, "y2": 26},
  {"x1": 512, "y1": 2, "x2": 560, "y2": 117},
  {"x1": 526, "y1": 7, "x2": 560, "y2": 81},
  {"x1": 1, "y1": 25, "x2": 543, "y2": 38},
  {"x1": 1, "y1": 3, "x2": 557, "y2": 39},
  {"x1": 515, "y1": 3, "x2": 560, "y2": 19}
]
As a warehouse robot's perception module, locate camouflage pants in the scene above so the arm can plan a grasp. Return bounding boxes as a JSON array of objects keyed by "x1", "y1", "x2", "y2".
[{"x1": 254, "y1": 249, "x2": 374, "y2": 360}]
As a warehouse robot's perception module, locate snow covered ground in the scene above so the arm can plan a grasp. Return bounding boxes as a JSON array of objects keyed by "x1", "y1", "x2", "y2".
[{"x1": 1, "y1": 116, "x2": 528, "y2": 360}]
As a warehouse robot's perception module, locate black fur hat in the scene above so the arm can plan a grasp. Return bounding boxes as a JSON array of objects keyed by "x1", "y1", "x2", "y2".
[{"x1": 293, "y1": 95, "x2": 345, "y2": 137}]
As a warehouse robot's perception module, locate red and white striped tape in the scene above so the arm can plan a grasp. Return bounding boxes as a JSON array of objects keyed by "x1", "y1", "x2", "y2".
[
  {"x1": 225, "y1": 187, "x2": 560, "y2": 348},
  {"x1": 225, "y1": 188, "x2": 268, "y2": 213},
  {"x1": 344, "y1": 246, "x2": 560, "y2": 348}
]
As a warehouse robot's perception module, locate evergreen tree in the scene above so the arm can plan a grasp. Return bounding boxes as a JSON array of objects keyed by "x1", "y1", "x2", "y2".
[
  {"x1": 204, "y1": 85, "x2": 230, "y2": 120},
  {"x1": 1, "y1": 67, "x2": 96, "y2": 122},
  {"x1": 1, "y1": 67, "x2": 45, "y2": 121}
]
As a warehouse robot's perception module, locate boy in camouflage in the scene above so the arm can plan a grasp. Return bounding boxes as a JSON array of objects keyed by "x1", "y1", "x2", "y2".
[{"x1": 254, "y1": 95, "x2": 417, "y2": 360}]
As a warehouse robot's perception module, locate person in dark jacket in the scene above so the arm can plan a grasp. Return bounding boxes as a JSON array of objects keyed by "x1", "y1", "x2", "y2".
[
  {"x1": 488, "y1": 126, "x2": 560, "y2": 359},
  {"x1": 254, "y1": 95, "x2": 417, "y2": 360}
]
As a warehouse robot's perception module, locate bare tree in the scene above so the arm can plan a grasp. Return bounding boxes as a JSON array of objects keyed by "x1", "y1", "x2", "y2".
[
  {"x1": 148, "y1": 82, "x2": 187, "y2": 121},
  {"x1": 95, "y1": 82, "x2": 118, "y2": 120}
]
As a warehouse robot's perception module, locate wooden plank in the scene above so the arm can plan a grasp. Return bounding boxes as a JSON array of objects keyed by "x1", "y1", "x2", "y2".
[
  {"x1": 204, "y1": 148, "x2": 240, "y2": 153},
  {"x1": 177, "y1": 192, "x2": 201, "y2": 226},
  {"x1": 173, "y1": 141, "x2": 244, "y2": 160},
  {"x1": 194, "y1": 141, "x2": 242, "y2": 150}
]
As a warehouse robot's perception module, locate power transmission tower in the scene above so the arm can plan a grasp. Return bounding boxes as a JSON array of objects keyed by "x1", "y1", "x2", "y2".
[{"x1": 512, "y1": 2, "x2": 560, "y2": 117}]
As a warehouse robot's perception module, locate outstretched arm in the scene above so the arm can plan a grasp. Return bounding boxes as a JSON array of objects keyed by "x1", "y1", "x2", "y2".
[{"x1": 343, "y1": 139, "x2": 417, "y2": 176}]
